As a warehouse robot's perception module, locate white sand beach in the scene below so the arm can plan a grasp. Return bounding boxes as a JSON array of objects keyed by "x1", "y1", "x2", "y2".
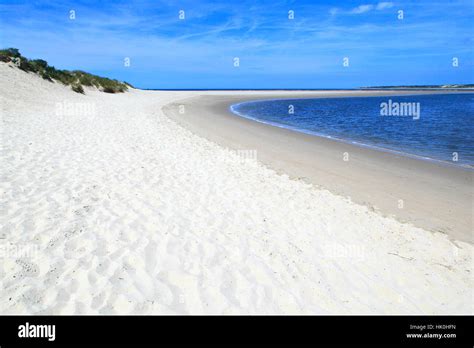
[{"x1": 0, "y1": 62, "x2": 472, "y2": 314}]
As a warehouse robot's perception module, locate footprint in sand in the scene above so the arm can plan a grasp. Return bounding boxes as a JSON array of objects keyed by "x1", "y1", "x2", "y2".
[{"x1": 14, "y1": 258, "x2": 39, "y2": 278}]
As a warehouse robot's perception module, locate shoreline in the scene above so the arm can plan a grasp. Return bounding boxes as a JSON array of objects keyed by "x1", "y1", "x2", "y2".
[
  {"x1": 229, "y1": 98, "x2": 473, "y2": 170},
  {"x1": 163, "y1": 90, "x2": 473, "y2": 243}
]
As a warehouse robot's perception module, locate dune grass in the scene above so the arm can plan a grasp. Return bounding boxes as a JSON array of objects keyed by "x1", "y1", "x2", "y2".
[{"x1": 0, "y1": 48, "x2": 132, "y2": 94}]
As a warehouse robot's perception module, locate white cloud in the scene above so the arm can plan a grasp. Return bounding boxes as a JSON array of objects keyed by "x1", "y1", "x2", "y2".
[
  {"x1": 351, "y1": 4, "x2": 374, "y2": 14},
  {"x1": 348, "y1": 2, "x2": 394, "y2": 15},
  {"x1": 376, "y1": 2, "x2": 394, "y2": 10}
]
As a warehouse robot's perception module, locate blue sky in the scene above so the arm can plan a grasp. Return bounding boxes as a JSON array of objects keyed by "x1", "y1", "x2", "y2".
[{"x1": 0, "y1": 0, "x2": 473, "y2": 88}]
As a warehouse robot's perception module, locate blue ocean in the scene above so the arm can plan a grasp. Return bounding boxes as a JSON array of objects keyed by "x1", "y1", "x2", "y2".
[{"x1": 231, "y1": 94, "x2": 474, "y2": 167}]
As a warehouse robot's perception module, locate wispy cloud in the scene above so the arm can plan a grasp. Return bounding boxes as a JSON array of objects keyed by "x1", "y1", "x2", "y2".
[
  {"x1": 351, "y1": 4, "x2": 374, "y2": 14},
  {"x1": 349, "y1": 2, "x2": 394, "y2": 15},
  {"x1": 376, "y1": 2, "x2": 394, "y2": 10},
  {"x1": 0, "y1": 0, "x2": 472, "y2": 88}
]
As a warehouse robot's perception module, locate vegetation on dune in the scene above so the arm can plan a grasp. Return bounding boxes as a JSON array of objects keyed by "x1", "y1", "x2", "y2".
[
  {"x1": 0, "y1": 48, "x2": 132, "y2": 94},
  {"x1": 71, "y1": 83, "x2": 85, "y2": 94}
]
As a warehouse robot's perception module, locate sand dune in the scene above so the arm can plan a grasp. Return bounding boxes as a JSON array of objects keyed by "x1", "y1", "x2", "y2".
[{"x1": 0, "y1": 62, "x2": 472, "y2": 314}]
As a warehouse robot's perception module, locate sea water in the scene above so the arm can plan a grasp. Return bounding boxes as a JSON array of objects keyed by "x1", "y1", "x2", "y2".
[{"x1": 231, "y1": 94, "x2": 474, "y2": 167}]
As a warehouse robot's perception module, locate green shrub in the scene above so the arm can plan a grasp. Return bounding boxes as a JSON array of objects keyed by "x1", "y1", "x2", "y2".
[
  {"x1": 0, "y1": 48, "x2": 20, "y2": 58},
  {"x1": 102, "y1": 87, "x2": 115, "y2": 93},
  {"x1": 0, "y1": 48, "x2": 21, "y2": 64},
  {"x1": 71, "y1": 84, "x2": 85, "y2": 94},
  {"x1": 19, "y1": 59, "x2": 35, "y2": 72},
  {"x1": 40, "y1": 71, "x2": 53, "y2": 82},
  {"x1": 30, "y1": 59, "x2": 48, "y2": 69},
  {"x1": 77, "y1": 72, "x2": 95, "y2": 86}
]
